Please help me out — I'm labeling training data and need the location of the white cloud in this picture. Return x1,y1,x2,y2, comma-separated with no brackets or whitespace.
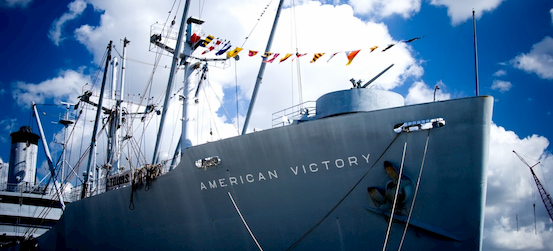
11,69,90,107
429,0,505,25
493,69,507,77
491,79,512,92
404,80,450,104
0,118,17,144
511,36,553,80
1,0,32,8
20,1,553,249
70,0,422,138
484,124,553,251
48,0,88,45
347,0,421,18
550,8,553,25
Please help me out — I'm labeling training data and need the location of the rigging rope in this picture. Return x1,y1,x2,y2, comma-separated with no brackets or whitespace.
398,131,430,250
241,0,274,48
382,140,408,251
228,192,264,251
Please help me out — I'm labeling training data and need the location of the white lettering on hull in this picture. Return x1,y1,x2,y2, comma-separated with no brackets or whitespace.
290,154,370,176
200,154,370,191
200,170,278,190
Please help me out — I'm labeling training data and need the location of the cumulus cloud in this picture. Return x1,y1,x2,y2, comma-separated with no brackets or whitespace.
348,0,421,18
48,0,88,45
1,0,32,8
11,69,90,107
511,36,553,80
483,124,553,251
16,1,553,249
429,0,505,25
404,80,450,104
491,79,512,92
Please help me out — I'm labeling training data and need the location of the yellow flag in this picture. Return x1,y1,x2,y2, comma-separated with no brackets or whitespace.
279,53,293,63
226,47,243,58
310,53,324,63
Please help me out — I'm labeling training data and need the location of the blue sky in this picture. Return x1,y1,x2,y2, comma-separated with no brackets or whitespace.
1,0,553,249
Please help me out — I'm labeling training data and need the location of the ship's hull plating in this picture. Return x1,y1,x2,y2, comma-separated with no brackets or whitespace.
37,96,493,250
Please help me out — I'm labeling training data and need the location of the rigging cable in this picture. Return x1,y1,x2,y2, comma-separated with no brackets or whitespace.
287,133,401,250
398,131,430,250
228,192,264,251
382,139,408,251
235,60,240,133
206,76,240,135
241,0,274,48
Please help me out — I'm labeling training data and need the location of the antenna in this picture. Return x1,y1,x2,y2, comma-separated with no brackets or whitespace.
472,9,480,96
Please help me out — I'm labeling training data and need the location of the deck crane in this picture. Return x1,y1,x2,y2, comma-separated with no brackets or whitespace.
513,150,553,222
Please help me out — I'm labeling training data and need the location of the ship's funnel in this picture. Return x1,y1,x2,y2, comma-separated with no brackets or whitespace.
8,126,40,191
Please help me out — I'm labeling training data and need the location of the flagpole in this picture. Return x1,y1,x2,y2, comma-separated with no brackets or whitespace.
472,9,479,96
242,0,285,135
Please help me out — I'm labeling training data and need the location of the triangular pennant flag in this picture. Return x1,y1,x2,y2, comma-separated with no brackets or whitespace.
249,50,258,57
310,53,324,63
279,53,293,63
326,52,339,63
261,52,272,60
404,36,423,43
370,46,378,52
296,53,307,58
381,44,395,52
202,39,218,55
263,53,280,63
199,35,214,47
215,42,231,55
346,50,361,66
226,47,243,58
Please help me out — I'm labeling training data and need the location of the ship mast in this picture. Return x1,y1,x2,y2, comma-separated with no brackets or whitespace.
82,41,112,199
241,0,286,135
151,0,192,164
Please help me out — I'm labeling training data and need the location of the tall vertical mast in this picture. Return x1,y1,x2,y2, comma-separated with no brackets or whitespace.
152,0,192,164
59,102,74,184
472,9,480,96
241,0,285,135
116,38,130,171
107,56,119,175
82,41,112,199
111,58,118,100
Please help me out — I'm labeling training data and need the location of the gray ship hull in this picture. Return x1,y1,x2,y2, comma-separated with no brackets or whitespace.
37,96,493,250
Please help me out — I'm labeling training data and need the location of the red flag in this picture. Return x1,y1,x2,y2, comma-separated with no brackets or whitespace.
249,50,258,57
346,50,361,65
263,53,280,63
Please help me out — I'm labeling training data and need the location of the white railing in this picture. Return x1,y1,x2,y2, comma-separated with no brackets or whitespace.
271,101,316,128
